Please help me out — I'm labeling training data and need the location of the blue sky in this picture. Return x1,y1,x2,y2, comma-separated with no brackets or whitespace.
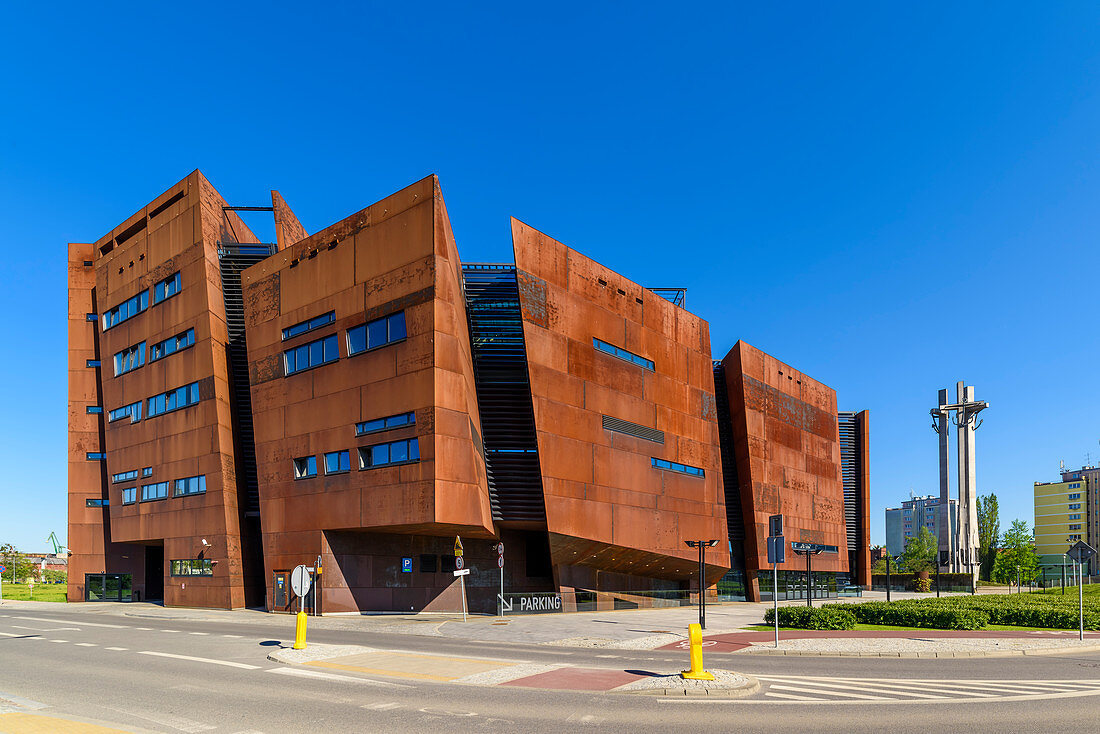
1,3,1098,552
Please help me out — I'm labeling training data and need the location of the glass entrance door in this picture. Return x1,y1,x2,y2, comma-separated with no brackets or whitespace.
84,573,132,602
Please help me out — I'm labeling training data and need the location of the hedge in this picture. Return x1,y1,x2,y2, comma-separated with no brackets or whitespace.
819,593,1100,631
763,606,856,630
824,600,987,630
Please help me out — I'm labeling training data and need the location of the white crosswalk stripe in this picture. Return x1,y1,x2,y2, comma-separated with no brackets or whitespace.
751,676,1100,703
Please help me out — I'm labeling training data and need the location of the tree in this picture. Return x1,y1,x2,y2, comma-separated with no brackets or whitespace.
991,520,1040,584
900,526,937,573
976,493,1001,581
0,544,33,584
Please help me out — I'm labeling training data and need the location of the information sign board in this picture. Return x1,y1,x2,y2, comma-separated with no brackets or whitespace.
1068,540,1096,563
401,557,413,573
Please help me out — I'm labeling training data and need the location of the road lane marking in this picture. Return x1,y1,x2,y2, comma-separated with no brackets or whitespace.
13,616,128,629
267,667,410,687
10,624,79,632
106,647,128,651
222,634,242,638
160,629,180,633
765,692,823,701
135,627,153,630
48,640,68,643
138,651,260,669
767,684,889,700
0,692,48,710
74,642,97,647
189,632,210,636
757,677,945,699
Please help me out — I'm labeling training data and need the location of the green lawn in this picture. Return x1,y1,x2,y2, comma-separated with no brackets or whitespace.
0,583,67,602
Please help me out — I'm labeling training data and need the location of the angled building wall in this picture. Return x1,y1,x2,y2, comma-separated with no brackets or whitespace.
511,220,729,595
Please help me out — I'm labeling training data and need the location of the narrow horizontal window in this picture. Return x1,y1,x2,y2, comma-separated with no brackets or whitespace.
86,498,108,507
111,470,138,483
355,411,416,436
358,438,420,470
86,406,103,414
284,333,339,375
114,341,146,376
152,272,181,305
293,456,317,479
651,457,705,477
593,338,654,371
83,260,94,267
148,328,195,363
142,466,153,477
141,481,169,501
102,290,149,331
86,313,97,322
87,452,106,461
108,401,142,424
174,475,206,497
121,487,136,505
170,559,213,577
86,359,101,368
147,382,200,418
324,450,351,475
282,311,336,341
347,311,406,356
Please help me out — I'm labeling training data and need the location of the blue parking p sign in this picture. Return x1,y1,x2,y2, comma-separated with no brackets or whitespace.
401,557,413,573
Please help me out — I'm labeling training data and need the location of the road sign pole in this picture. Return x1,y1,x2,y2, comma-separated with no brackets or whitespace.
460,574,468,623
1080,561,1085,641
698,541,705,630
773,560,779,648
806,550,812,609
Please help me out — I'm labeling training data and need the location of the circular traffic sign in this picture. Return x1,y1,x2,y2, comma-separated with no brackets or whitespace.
496,542,505,555
497,556,505,569
0,565,6,573
454,556,464,570
290,564,311,597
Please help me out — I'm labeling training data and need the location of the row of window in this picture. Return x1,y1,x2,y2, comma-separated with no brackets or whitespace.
114,328,196,378
121,474,207,504
101,272,180,332
111,467,153,483
293,438,421,479
1068,493,1081,500
593,338,655,371
356,411,415,436
147,382,201,418
282,312,408,376
1069,503,1082,510
1070,513,1082,520
170,559,213,577
650,457,705,477
1070,524,1082,531
1069,482,1082,489
283,311,335,341
108,401,142,424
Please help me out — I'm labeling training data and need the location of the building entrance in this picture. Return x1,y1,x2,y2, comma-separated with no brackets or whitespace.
85,573,132,602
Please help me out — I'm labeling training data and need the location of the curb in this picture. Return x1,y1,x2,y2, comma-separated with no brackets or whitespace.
618,674,761,698
737,643,1100,658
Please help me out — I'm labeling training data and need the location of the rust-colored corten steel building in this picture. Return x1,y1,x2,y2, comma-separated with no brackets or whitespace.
68,171,869,611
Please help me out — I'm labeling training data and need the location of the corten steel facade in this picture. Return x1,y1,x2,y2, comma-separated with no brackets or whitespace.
67,171,871,612
718,342,865,601
67,172,266,608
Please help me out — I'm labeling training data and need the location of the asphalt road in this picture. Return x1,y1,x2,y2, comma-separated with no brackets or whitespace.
2,605,1100,733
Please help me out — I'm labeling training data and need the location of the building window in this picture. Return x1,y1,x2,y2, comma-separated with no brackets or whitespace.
650,457,704,477
174,475,207,497
1069,483,1082,489
86,359,101,368
324,450,351,475
346,312,406,356
87,452,106,461
284,334,339,375
419,554,437,573
1069,503,1081,510
141,481,169,501
593,338,654,371
170,559,213,577
86,313,97,322
152,272,181,304
108,401,143,424
121,487,136,504
147,382,200,418
355,411,415,436
1069,493,1081,500
114,341,146,376
149,328,195,363
1070,524,1082,530
293,456,317,479
282,311,336,341
142,467,153,477
86,406,103,414
86,498,108,507
1069,514,1081,520
111,470,138,483
102,290,149,331
358,438,420,469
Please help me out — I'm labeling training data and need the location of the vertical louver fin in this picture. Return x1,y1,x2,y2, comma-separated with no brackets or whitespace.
713,362,745,544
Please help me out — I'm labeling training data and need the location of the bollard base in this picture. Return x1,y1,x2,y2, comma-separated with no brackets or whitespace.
680,670,716,681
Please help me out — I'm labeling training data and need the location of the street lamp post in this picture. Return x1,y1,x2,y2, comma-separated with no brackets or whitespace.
885,554,892,603
684,540,719,629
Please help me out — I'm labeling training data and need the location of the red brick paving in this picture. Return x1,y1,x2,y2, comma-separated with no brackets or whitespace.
502,667,647,691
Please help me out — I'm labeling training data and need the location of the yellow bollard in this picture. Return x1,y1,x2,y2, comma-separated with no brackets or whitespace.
680,623,715,680
293,610,308,650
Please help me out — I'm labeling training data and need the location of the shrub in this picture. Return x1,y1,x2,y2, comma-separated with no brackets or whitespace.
828,600,988,630
914,578,932,593
764,606,857,630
